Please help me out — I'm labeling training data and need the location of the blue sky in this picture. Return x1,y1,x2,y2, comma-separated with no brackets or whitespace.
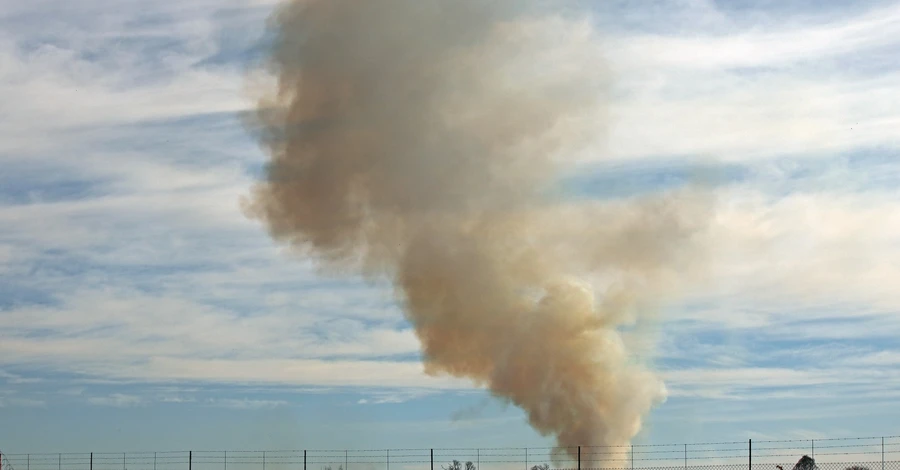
2,0,900,459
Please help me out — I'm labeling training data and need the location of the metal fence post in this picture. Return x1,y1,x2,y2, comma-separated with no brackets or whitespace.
430,449,433,470
124,452,127,470
386,450,389,470
154,453,156,470
303,451,306,470
225,451,227,470
749,440,752,470
190,451,193,470
882,437,885,470
344,450,347,470
631,445,634,470
525,448,528,470
91,453,93,470
477,449,479,470
577,446,581,470
684,444,687,470
59,453,62,470
27,454,30,470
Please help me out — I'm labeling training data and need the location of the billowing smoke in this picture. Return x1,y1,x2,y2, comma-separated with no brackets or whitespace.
244,0,711,460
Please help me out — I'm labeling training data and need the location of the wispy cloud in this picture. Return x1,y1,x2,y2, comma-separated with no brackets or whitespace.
595,2,900,163
839,351,900,367
355,389,441,405
87,393,145,407
0,389,47,408
0,370,43,384
205,398,287,409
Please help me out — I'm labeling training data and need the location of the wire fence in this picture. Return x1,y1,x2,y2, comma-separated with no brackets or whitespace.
1,436,898,470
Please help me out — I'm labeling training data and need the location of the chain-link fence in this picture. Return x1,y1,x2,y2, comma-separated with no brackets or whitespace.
1,449,17,470
1,436,897,470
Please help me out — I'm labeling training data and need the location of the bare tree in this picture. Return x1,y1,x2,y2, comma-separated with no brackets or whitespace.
443,461,462,470
531,464,550,470
465,462,476,470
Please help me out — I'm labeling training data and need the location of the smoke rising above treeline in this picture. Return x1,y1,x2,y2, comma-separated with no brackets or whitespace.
243,0,712,460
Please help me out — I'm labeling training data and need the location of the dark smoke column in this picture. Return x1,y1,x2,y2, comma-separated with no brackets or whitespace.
244,0,710,461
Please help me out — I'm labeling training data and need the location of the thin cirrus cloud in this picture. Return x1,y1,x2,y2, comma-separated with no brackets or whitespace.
85,393,288,410
0,0,898,438
594,1,900,163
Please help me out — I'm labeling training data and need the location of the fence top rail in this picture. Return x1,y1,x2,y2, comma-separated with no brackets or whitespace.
752,437,900,444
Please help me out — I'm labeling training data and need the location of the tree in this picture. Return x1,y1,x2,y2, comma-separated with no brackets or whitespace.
532,464,550,470
792,456,817,470
443,459,478,470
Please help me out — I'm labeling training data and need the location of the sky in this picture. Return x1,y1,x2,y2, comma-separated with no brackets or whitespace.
1,0,900,462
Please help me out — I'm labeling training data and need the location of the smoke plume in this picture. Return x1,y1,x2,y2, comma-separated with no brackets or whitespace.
244,0,711,460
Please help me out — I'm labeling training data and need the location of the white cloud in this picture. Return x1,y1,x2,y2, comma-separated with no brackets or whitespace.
609,3,900,70
0,387,47,408
661,363,900,402
603,70,900,162
0,397,47,408
355,389,441,405
101,357,470,389
665,367,877,389
206,398,287,409
0,37,249,159
0,288,435,388
160,395,196,403
0,370,42,384
594,1,900,163
87,393,145,407
840,351,900,367
646,184,900,332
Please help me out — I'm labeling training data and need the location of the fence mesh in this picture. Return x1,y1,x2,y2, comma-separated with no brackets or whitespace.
2,449,17,470
1,436,897,470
